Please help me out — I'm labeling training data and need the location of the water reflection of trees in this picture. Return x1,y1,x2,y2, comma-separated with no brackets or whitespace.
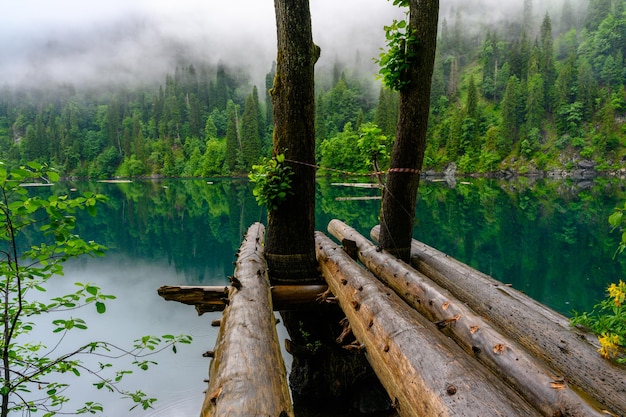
64,177,626,314
414,178,626,315
70,180,262,285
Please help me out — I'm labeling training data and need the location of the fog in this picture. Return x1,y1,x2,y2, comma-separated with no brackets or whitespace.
0,0,586,89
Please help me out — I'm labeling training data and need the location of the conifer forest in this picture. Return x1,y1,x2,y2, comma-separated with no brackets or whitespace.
0,0,624,179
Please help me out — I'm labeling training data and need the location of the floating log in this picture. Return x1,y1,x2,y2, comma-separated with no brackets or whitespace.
315,232,541,417
335,196,382,201
200,223,293,417
371,225,626,416
328,220,605,417
331,182,382,188
157,284,328,314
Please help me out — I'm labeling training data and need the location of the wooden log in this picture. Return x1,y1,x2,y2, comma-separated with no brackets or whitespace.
371,225,626,416
315,231,541,417
157,284,328,314
200,223,293,417
328,220,605,417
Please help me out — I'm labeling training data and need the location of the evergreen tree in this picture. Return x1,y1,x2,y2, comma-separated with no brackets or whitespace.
204,115,218,141
466,74,478,119
240,92,261,169
374,87,398,139
585,0,612,30
576,58,598,118
523,0,534,36
525,73,545,133
265,62,276,130
481,31,497,99
224,102,240,172
555,53,579,106
540,13,557,112
188,93,202,139
106,97,122,154
446,56,459,99
501,75,522,146
214,63,230,110
560,0,576,33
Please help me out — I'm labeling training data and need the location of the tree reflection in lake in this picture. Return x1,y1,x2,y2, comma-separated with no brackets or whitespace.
27,176,625,415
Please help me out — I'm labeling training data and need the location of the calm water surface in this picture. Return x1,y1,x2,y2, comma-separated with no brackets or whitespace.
15,177,626,415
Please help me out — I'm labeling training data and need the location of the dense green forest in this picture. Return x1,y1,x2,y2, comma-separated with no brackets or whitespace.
0,0,624,178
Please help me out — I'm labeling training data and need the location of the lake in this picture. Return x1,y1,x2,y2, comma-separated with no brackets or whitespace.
13,176,626,416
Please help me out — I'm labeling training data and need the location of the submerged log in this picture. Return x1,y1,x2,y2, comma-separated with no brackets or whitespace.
371,225,626,416
201,223,293,417
329,220,604,417
315,232,541,417
157,284,328,314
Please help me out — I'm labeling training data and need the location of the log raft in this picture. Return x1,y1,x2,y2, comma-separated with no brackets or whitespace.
328,220,605,417
370,225,626,416
199,223,293,417
316,232,541,416
158,220,626,417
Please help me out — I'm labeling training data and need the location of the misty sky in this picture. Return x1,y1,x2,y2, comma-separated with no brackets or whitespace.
0,0,570,89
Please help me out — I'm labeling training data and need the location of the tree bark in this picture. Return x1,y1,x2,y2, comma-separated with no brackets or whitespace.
200,223,293,417
379,0,439,261
315,232,542,417
265,0,319,283
371,225,626,416
329,220,606,417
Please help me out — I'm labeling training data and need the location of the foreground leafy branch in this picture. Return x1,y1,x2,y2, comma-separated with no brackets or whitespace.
0,162,192,416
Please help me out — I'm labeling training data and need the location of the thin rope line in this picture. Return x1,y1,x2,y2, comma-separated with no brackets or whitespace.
284,158,420,178
268,158,419,252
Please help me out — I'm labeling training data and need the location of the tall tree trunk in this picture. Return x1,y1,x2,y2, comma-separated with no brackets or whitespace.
379,0,439,261
266,3,390,413
265,0,319,283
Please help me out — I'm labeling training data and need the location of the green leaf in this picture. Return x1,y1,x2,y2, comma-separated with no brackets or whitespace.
609,211,623,228
48,171,60,182
27,161,43,170
96,302,106,314
86,285,99,296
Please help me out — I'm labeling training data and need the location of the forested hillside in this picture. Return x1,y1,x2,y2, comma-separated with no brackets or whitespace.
0,0,624,178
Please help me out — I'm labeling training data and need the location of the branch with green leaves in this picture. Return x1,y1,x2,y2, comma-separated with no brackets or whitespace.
249,153,294,212
1,161,193,417
375,1,417,91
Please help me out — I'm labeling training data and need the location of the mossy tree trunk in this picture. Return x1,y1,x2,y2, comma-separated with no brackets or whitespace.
266,2,389,413
266,0,319,283
379,0,439,261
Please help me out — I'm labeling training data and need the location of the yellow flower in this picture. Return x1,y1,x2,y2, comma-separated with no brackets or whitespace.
608,280,626,307
598,333,621,359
